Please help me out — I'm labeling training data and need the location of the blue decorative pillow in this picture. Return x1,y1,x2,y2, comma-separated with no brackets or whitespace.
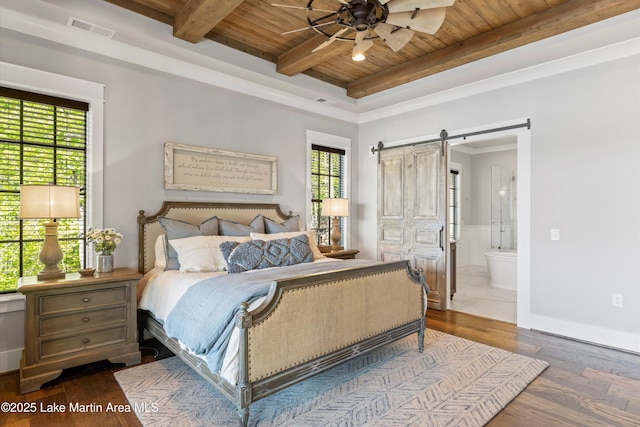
219,214,265,236
158,216,218,270
220,234,313,274
264,215,300,233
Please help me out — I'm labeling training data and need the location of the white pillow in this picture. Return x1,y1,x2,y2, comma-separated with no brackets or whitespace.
154,235,167,268
168,235,251,273
250,230,326,260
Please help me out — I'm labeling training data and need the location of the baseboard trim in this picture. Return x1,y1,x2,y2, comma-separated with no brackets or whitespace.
0,348,23,374
528,313,640,354
533,328,640,356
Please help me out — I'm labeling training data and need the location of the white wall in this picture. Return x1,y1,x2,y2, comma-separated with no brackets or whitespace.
0,29,359,271
358,55,640,352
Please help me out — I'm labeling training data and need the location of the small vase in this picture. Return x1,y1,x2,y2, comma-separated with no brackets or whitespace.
96,254,114,273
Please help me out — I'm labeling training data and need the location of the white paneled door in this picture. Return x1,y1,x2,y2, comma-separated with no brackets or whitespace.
378,143,448,310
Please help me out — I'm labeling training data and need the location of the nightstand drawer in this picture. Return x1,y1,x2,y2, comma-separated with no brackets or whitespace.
40,286,128,315
40,306,127,336
40,326,128,359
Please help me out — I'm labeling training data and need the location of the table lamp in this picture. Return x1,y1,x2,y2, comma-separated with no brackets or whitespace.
322,198,349,252
19,184,80,280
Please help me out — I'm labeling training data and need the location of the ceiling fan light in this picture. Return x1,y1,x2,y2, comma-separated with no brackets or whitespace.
352,30,374,61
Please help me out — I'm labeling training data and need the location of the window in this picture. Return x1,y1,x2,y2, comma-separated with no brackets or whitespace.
0,87,88,293
310,144,345,246
449,169,460,241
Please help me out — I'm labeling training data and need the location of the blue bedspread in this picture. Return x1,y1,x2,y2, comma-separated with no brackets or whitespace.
164,259,377,373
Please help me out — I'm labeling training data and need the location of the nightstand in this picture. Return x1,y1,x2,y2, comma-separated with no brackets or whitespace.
17,267,142,394
324,249,360,260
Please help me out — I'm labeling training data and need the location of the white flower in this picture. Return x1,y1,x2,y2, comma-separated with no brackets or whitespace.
85,227,123,255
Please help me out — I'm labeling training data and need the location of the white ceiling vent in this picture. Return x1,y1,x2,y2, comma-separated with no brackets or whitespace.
313,97,336,106
67,17,116,39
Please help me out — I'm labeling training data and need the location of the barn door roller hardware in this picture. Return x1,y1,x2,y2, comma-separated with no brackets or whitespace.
372,119,531,163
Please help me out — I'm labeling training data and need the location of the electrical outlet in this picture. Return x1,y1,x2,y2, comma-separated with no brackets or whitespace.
612,293,623,308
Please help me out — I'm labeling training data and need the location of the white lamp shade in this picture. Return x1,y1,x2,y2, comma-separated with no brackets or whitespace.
19,185,80,219
322,198,349,217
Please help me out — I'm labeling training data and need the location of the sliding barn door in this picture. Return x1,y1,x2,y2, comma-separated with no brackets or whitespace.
378,143,448,310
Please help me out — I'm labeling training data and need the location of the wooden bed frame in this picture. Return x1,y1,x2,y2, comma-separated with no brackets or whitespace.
137,201,428,426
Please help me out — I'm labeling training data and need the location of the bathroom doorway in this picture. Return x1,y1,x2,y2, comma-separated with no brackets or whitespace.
448,135,519,324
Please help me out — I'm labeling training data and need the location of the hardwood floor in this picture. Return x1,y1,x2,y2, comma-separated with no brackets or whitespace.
428,310,640,427
1,312,639,426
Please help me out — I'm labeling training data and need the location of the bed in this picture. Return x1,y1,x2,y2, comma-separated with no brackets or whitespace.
136,201,429,426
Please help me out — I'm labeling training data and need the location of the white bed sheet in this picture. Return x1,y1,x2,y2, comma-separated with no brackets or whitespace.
138,258,342,384
138,268,226,323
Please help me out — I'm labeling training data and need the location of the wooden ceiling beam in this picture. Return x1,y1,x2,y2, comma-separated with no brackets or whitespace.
277,34,351,76
174,0,246,43
347,0,640,98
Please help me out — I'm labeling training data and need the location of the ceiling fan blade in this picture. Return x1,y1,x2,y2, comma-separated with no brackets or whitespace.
385,7,447,34
271,4,337,13
281,21,338,35
352,30,374,60
380,0,453,5
386,0,454,14
373,22,414,52
312,27,350,52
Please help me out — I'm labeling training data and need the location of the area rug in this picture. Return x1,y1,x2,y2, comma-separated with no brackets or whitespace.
115,329,547,426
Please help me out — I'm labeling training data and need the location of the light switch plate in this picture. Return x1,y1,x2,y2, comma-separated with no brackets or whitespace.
551,229,560,241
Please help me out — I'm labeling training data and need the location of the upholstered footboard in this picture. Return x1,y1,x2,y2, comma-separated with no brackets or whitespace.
234,260,427,426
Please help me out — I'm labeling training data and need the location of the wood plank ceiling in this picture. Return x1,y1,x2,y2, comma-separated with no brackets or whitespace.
103,0,639,98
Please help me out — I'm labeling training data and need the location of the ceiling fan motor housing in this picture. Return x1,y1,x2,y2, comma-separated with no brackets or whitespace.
347,0,388,32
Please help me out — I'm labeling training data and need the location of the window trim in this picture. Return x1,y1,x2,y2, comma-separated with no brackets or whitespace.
305,130,351,248
0,62,105,269
0,87,89,285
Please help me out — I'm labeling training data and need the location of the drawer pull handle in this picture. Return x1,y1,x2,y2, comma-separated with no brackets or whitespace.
82,317,90,322
82,338,90,344
82,297,91,303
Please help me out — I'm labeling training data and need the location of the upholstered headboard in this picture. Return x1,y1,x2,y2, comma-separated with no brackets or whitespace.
137,201,293,273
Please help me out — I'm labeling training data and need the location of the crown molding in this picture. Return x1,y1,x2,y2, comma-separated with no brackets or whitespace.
0,3,360,123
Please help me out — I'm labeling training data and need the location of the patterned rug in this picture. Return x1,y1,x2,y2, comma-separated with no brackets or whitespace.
115,329,547,426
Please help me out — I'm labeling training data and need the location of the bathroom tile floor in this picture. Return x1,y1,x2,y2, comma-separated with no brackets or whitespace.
450,265,517,324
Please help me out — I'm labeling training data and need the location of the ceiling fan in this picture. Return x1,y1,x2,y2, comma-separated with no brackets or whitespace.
274,0,455,61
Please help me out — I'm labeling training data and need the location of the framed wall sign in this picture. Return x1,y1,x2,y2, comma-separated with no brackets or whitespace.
164,142,277,194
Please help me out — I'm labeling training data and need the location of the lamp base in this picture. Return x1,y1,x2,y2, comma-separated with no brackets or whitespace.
37,268,65,281
330,217,343,252
37,220,65,281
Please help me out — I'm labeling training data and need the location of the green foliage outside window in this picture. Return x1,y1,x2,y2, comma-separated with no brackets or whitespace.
310,145,345,246
0,91,88,293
